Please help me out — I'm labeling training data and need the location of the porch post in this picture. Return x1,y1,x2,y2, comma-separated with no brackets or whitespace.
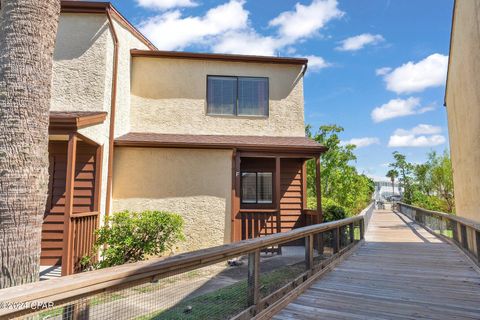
232,152,241,242
62,133,77,276
275,157,281,234
315,155,322,223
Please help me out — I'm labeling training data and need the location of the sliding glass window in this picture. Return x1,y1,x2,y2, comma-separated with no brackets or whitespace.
207,76,269,116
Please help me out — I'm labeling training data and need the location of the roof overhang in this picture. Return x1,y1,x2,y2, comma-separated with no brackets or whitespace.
131,49,309,66
60,1,157,50
49,111,108,134
115,132,326,155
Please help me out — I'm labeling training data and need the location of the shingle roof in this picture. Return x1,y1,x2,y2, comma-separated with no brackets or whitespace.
115,132,326,153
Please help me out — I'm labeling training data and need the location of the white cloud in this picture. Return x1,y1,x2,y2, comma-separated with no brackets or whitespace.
375,67,391,76
139,0,249,51
303,55,331,71
137,0,197,10
341,137,380,148
372,97,420,122
139,0,342,61
380,53,448,94
213,31,278,55
388,124,446,147
336,33,384,51
269,0,344,42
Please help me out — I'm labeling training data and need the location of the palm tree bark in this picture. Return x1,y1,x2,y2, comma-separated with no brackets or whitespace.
0,0,60,288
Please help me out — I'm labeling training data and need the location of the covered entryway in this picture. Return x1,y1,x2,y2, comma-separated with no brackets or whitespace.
231,150,324,244
44,112,106,275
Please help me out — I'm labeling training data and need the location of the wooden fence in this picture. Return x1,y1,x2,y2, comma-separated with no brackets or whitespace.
397,202,480,266
0,203,374,320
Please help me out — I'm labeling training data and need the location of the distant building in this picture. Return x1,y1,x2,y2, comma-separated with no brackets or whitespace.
374,181,403,200
445,0,480,223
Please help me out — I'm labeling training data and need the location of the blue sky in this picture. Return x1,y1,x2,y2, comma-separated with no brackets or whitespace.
112,0,453,181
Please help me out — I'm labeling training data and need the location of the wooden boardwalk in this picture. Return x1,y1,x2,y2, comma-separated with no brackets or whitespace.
273,209,480,320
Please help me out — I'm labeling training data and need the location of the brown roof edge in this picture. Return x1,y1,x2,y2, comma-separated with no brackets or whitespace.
60,1,157,50
131,49,309,66
49,111,108,132
115,132,326,153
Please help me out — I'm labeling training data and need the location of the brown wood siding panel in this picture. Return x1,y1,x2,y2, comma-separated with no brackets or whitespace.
41,141,97,266
280,159,304,234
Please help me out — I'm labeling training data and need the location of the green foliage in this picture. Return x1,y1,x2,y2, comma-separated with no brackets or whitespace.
94,210,185,268
388,150,455,213
306,124,374,216
322,199,348,222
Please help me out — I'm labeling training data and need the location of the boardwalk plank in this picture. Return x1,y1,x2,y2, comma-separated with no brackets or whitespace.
273,209,480,320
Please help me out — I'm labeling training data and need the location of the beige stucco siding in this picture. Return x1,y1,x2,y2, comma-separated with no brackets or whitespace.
130,58,305,136
112,19,149,138
445,0,480,222
112,148,232,252
51,13,111,113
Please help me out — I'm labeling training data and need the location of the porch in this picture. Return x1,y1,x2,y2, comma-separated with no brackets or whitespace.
232,151,324,244
43,111,107,276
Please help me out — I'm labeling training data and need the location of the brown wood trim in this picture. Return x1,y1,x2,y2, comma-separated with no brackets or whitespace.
233,153,242,242
131,49,308,66
104,8,119,219
62,134,78,276
302,160,307,210
94,145,103,213
71,211,100,218
60,1,156,50
315,155,323,222
230,149,237,242
239,209,279,213
114,141,326,155
49,112,107,134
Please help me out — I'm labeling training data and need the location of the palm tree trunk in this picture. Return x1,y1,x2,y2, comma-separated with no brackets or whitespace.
0,0,60,288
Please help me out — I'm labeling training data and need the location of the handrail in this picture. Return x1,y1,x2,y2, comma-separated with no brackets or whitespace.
397,202,480,232
0,213,365,318
397,202,480,266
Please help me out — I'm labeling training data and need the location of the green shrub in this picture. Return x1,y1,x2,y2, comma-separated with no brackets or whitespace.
323,203,347,222
94,210,184,268
307,197,348,222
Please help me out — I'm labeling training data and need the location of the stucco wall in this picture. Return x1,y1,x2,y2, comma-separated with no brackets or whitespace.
445,0,480,222
51,12,151,222
112,19,149,138
51,13,113,223
112,148,232,252
130,58,306,136
51,13,110,113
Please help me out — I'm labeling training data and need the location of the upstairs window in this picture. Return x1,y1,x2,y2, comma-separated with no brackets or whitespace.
241,172,273,204
207,76,269,116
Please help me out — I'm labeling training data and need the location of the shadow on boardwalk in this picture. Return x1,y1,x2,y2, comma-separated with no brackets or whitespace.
273,209,480,320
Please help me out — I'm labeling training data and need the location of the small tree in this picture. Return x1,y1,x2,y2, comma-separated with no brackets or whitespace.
92,210,185,269
386,169,399,196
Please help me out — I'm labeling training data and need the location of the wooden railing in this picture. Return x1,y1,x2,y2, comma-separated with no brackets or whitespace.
240,209,280,240
397,202,480,266
71,211,99,273
0,203,374,320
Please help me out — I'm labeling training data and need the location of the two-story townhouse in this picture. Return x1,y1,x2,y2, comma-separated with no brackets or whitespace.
44,1,325,276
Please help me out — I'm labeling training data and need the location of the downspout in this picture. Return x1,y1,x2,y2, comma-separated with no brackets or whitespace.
105,6,119,219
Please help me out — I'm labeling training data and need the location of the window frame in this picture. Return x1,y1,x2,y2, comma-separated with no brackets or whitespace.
240,171,274,204
206,75,269,118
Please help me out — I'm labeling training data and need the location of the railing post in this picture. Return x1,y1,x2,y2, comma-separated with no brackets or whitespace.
247,249,260,308
359,219,365,240
461,224,468,250
476,230,480,263
333,227,340,254
349,223,355,244
305,235,314,270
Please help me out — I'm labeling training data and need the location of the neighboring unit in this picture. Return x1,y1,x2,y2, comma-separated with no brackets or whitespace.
445,0,480,223
45,1,325,276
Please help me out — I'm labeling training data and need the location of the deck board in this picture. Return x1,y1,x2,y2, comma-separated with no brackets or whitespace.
273,209,480,320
